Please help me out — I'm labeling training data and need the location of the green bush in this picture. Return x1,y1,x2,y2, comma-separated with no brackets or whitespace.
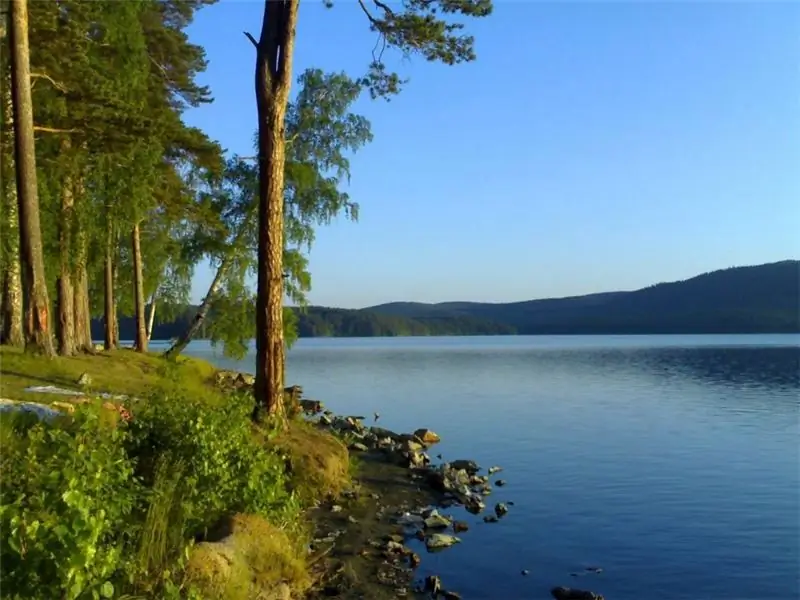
125,393,299,537
0,404,138,600
0,393,299,599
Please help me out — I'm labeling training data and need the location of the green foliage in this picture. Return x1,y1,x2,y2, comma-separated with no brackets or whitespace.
0,404,138,600
343,0,493,98
125,393,299,537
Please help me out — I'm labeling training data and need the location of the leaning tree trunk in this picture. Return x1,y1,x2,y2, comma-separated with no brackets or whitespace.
9,0,54,356
1,73,23,347
164,255,231,360
56,140,75,356
251,0,299,423
103,219,117,350
146,290,157,342
131,222,147,352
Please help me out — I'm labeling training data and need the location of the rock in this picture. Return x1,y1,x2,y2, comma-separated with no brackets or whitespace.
483,515,498,523
424,575,442,595
319,414,333,427
385,540,404,553
550,587,604,600
409,552,421,568
495,503,509,517
349,442,369,452
442,591,462,600
93,343,104,351
488,466,503,475
464,497,485,515
347,516,358,524
331,505,343,513
384,534,404,544
76,372,92,387
425,533,460,550
400,438,424,453
300,399,323,414
236,373,255,386
585,566,603,574
449,459,480,475
424,512,452,530
495,479,507,487
413,428,441,445
396,513,424,527
452,520,469,533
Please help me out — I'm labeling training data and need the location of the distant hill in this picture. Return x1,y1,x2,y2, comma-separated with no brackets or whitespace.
366,260,800,335
96,260,800,340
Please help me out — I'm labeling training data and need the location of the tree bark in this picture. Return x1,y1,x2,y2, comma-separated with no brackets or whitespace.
251,0,299,422
72,179,94,354
103,220,117,350
131,222,147,352
146,290,157,342
9,0,54,356
164,255,230,360
56,140,75,356
1,73,24,347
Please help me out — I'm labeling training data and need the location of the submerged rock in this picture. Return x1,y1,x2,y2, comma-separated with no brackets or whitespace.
495,503,509,517
550,587,604,600
452,520,469,533
425,533,460,550
495,479,507,487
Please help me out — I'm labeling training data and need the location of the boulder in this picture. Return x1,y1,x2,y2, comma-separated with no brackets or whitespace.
413,428,441,445
300,399,323,414
495,503,509,517
449,459,480,475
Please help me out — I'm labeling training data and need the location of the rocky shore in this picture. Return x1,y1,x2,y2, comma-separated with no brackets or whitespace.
295,393,605,600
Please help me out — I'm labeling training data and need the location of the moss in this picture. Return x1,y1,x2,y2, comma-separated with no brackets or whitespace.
0,346,222,405
185,514,310,600
266,420,351,506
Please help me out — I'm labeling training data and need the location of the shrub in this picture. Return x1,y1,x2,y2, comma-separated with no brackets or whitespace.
125,392,299,537
0,404,138,600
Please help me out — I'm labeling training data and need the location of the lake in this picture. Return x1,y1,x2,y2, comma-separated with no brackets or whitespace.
168,334,800,600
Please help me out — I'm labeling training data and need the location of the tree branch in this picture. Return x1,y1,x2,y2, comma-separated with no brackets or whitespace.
372,0,395,17
244,31,258,49
30,73,68,92
34,126,79,134
357,0,378,25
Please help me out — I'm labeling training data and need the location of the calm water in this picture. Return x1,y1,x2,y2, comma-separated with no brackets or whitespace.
168,334,800,600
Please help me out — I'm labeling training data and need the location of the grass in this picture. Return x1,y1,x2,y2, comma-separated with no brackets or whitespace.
0,345,222,405
264,419,351,506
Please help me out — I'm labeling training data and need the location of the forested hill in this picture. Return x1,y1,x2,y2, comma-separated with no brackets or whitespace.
97,260,800,340
367,260,800,334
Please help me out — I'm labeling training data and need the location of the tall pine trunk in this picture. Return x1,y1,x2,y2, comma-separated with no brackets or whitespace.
72,181,93,353
73,259,93,352
9,0,54,356
251,0,299,422
1,73,23,347
164,255,230,360
56,140,75,356
131,222,147,352
103,220,117,350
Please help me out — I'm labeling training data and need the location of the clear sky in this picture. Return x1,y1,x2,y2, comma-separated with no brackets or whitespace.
184,1,799,309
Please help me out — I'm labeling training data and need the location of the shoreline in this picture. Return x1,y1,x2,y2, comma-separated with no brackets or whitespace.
0,350,605,600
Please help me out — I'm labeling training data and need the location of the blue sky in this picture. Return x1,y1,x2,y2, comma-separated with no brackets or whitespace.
184,1,799,308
